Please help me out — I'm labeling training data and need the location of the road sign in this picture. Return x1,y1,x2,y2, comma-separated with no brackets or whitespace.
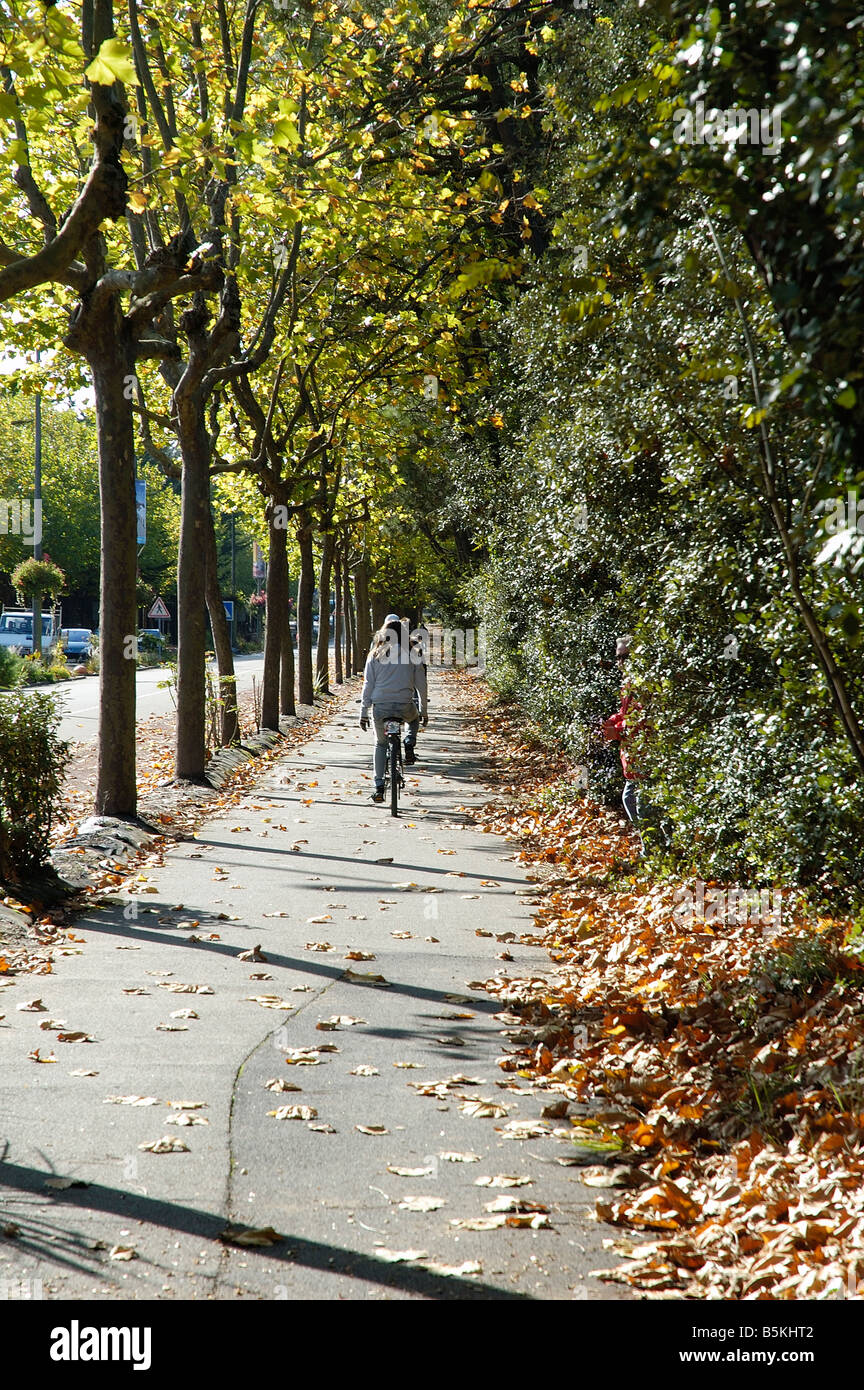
223,601,234,622
148,596,170,622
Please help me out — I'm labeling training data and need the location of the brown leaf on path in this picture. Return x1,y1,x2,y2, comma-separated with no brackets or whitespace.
238,945,267,962
450,1215,507,1231
219,1226,282,1248
399,1195,445,1212
440,1151,481,1163
109,1245,137,1261
308,1121,337,1132
375,1248,429,1263
424,1260,483,1277
350,1065,379,1076
69,1069,99,1077
387,1164,435,1178
265,1078,302,1092
484,1196,548,1214
139,1136,190,1153
103,1095,160,1107
17,998,47,1012
268,1105,318,1120
28,1049,57,1063
345,950,376,961
356,1124,388,1135
344,969,389,985
460,1099,510,1119
475,1174,533,1188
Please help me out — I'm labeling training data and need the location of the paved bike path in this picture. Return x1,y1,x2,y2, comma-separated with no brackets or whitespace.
0,675,627,1301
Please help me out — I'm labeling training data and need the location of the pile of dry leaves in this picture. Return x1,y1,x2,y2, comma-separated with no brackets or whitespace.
454,672,864,1301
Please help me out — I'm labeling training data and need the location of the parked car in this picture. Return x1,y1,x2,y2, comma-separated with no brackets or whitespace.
138,628,166,654
60,628,93,660
0,607,60,655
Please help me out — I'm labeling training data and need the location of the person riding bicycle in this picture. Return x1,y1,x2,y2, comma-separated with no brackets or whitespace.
360,614,428,803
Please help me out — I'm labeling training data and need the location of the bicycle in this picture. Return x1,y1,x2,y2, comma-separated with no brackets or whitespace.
383,715,405,817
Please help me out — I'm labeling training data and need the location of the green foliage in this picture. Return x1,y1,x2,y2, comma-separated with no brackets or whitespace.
0,645,24,690
0,690,69,879
10,554,64,599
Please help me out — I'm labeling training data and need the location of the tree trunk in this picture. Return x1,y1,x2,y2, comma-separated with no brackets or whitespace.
175,398,210,780
280,571,296,718
32,589,43,663
333,549,344,685
297,522,315,705
315,529,335,693
261,511,287,731
203,505,238,745
89,344,138,816
344,558,357,674
370,590,387,633
354,559,372,658
280,551,295,717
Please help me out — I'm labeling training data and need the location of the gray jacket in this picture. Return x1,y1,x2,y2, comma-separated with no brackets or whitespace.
360,645,428,718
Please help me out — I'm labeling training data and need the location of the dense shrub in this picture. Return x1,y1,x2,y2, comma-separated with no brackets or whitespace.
0,691,70,880
0,645,24,690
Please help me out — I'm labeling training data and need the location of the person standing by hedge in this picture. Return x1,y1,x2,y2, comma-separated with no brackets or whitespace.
602,634,651,851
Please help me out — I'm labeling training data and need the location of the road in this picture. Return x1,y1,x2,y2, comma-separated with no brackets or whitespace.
1,654,266,744
0,674,627,1301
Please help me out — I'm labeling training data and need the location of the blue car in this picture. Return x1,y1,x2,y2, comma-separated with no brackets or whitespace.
61,628,93,660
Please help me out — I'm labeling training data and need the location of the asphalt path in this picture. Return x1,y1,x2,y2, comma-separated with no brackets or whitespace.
0,674,628,1302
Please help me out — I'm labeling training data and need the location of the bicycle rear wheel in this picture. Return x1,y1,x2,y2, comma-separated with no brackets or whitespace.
389,734,400,817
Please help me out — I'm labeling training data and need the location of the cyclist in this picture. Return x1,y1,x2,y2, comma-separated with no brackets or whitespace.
359,613,428,803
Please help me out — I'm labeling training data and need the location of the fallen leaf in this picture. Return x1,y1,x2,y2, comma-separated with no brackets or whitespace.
268,1105,318,1120
264,1078,302,1092
17,998,47,1012
375,1248,428,1263
109,1245,137,1261
238,945,267,962
399,1195,445,1212
424,1260,483,1277
350,1065,380,1076
139,1136,190,1153
103,1095,160,1107
356,1124,388,1135
440,1152,482,1163
387,1164,435,1178
219,1225,282,1247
